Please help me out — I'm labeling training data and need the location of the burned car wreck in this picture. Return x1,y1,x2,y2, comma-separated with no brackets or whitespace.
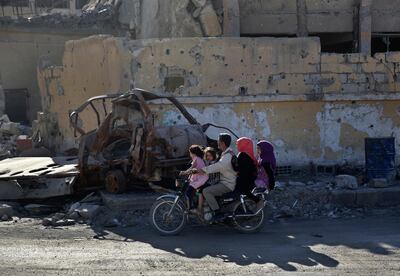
70,88,236,193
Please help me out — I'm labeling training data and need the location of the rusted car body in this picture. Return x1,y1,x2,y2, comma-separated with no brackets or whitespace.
70,88,234,193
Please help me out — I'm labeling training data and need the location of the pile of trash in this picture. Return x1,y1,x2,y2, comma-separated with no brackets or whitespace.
0,115,32,159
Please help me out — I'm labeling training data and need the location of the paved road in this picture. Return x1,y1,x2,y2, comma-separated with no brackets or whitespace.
0,216,399,275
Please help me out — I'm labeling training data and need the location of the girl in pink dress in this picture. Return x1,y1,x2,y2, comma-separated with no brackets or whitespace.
179,145,209,209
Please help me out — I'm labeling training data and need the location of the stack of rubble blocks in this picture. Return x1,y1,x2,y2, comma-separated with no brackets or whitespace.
0,115,32,159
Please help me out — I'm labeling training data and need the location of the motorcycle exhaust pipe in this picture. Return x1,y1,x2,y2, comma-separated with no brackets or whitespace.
228,204,265,218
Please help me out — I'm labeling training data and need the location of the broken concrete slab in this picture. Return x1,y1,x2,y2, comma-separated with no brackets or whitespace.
53,219,76,227
0,122,20,136
0,157,78,179
288,181,306,187
330,189,357,207
100,191,158,211
52,212,66,221
368,178,390,188
198,4,222,37
42,217,54,226
43,217,76,227
70,203,101,220
331,186,400,208
356,189,380,207
0,178,76,200
335,175,358,190
24,204,59,215
0,203,14,217
0,181,24,200
0,157,78,200
274,205,295,218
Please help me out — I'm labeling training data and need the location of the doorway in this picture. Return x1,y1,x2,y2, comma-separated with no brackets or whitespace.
4,89,28,123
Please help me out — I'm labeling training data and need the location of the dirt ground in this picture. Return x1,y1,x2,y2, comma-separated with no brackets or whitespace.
0,215,399,275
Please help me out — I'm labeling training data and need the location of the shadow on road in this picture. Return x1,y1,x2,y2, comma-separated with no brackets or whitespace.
94,216,400,271
96,222,342,271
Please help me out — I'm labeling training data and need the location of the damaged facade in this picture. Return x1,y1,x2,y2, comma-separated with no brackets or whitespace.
37,35,400,167
1,0,400,168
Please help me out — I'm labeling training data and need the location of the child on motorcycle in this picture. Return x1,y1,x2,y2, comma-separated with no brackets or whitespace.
196,147,219,213
178,145,209,210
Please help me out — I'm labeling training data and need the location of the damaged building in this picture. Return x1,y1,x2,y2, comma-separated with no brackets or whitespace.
1,0,400,171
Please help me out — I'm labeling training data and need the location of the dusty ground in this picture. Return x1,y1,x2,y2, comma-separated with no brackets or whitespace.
0,215,399,275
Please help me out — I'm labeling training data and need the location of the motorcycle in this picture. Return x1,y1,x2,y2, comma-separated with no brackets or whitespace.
149,178,269,235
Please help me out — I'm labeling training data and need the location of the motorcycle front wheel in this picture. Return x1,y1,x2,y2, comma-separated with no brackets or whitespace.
150,196,187,236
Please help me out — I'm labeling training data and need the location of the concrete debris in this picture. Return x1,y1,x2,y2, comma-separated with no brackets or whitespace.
274,181,286,190
100,191,158,211
69,203,101,220
269,176,400,220
288,181,306,187
1,214,10,221
335,175,358,190
68,202,81,214
91,208,146,228
191,0,207,8
42,217,75,227
68,211,81,220
41,217,54,226
198,4,222,37
0,203,14,217
52,212,67,221
0,176,398,228
0,4,118,30
368,178,389,188
327,211,339,218
0,157,77,200
53,219,76,227
24,204,59,215
0,122,20,136
79,192,102,203
0,115,32,159
274,205,295,218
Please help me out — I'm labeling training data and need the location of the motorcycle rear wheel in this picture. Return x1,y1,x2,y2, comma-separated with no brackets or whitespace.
232,199,265,234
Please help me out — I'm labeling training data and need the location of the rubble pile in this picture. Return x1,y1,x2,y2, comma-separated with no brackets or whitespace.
269,176,400,219
0,175,399,229
0,115,31,159
269,179,333,219
0,1,120,30
40,192,147,228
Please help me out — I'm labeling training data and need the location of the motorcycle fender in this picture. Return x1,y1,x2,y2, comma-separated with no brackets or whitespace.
156,194,178,202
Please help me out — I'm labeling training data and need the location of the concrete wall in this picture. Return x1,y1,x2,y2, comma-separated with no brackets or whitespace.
0,29,88,121
239,0,400,35
37,36,400,166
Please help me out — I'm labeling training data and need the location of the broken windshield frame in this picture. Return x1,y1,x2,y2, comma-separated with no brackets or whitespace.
69,88,200,137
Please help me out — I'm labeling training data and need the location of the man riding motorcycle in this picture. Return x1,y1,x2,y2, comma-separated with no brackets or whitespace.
192,133,237,221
